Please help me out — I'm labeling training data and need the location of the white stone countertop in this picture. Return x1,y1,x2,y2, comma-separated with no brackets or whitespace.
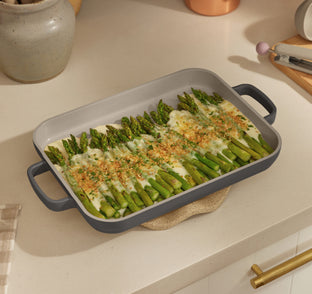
2,0,312,293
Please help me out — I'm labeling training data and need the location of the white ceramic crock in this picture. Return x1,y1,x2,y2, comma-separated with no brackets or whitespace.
0,0,75,83
295,0,312,41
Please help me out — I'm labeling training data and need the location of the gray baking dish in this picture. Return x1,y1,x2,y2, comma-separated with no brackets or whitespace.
27,68,281,233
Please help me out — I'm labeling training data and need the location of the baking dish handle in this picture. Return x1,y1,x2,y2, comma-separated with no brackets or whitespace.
27,161,76,211
232,84,276,125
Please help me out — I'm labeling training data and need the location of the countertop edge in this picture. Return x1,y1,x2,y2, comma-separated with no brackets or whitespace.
133,206,312,294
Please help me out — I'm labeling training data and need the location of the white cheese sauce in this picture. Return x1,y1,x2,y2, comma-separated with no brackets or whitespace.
88,191,104,211
170,161,189,177
220,100,260,140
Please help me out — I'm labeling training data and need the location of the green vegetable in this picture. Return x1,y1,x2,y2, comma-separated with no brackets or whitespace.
228,142,251,162
182,161,206,185
205,152,233,173
148,178,171,199
230,137,261,160
243,133,269,157
258,134,274,154
130,191,145,207
100,201,116,218
189,159,220,179
134,181,154,207
144,185,160,202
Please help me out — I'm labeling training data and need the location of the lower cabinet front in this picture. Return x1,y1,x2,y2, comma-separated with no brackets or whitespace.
175,225,312,294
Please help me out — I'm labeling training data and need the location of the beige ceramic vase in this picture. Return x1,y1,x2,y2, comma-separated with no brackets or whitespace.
0,0,75,83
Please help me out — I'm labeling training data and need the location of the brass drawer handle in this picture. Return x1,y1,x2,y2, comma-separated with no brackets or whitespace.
250,248,312,289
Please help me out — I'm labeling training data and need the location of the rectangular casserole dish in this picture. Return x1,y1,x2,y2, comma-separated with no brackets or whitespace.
27,68,281,233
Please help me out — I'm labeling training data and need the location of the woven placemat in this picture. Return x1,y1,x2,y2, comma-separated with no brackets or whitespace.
0,204,22,294
142,186,230,230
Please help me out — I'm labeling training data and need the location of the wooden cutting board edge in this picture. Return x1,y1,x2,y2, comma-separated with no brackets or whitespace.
270,35,312,95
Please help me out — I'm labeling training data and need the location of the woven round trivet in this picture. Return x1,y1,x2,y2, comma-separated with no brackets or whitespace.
141,186,231,230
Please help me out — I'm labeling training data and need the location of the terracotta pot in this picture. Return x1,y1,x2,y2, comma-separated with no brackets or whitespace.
184,0,240,16
68,0,81,15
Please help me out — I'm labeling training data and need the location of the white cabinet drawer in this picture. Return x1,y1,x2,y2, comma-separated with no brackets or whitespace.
175,225,312,294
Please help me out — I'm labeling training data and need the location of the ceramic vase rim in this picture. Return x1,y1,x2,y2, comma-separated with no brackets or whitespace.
0,0,60,13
